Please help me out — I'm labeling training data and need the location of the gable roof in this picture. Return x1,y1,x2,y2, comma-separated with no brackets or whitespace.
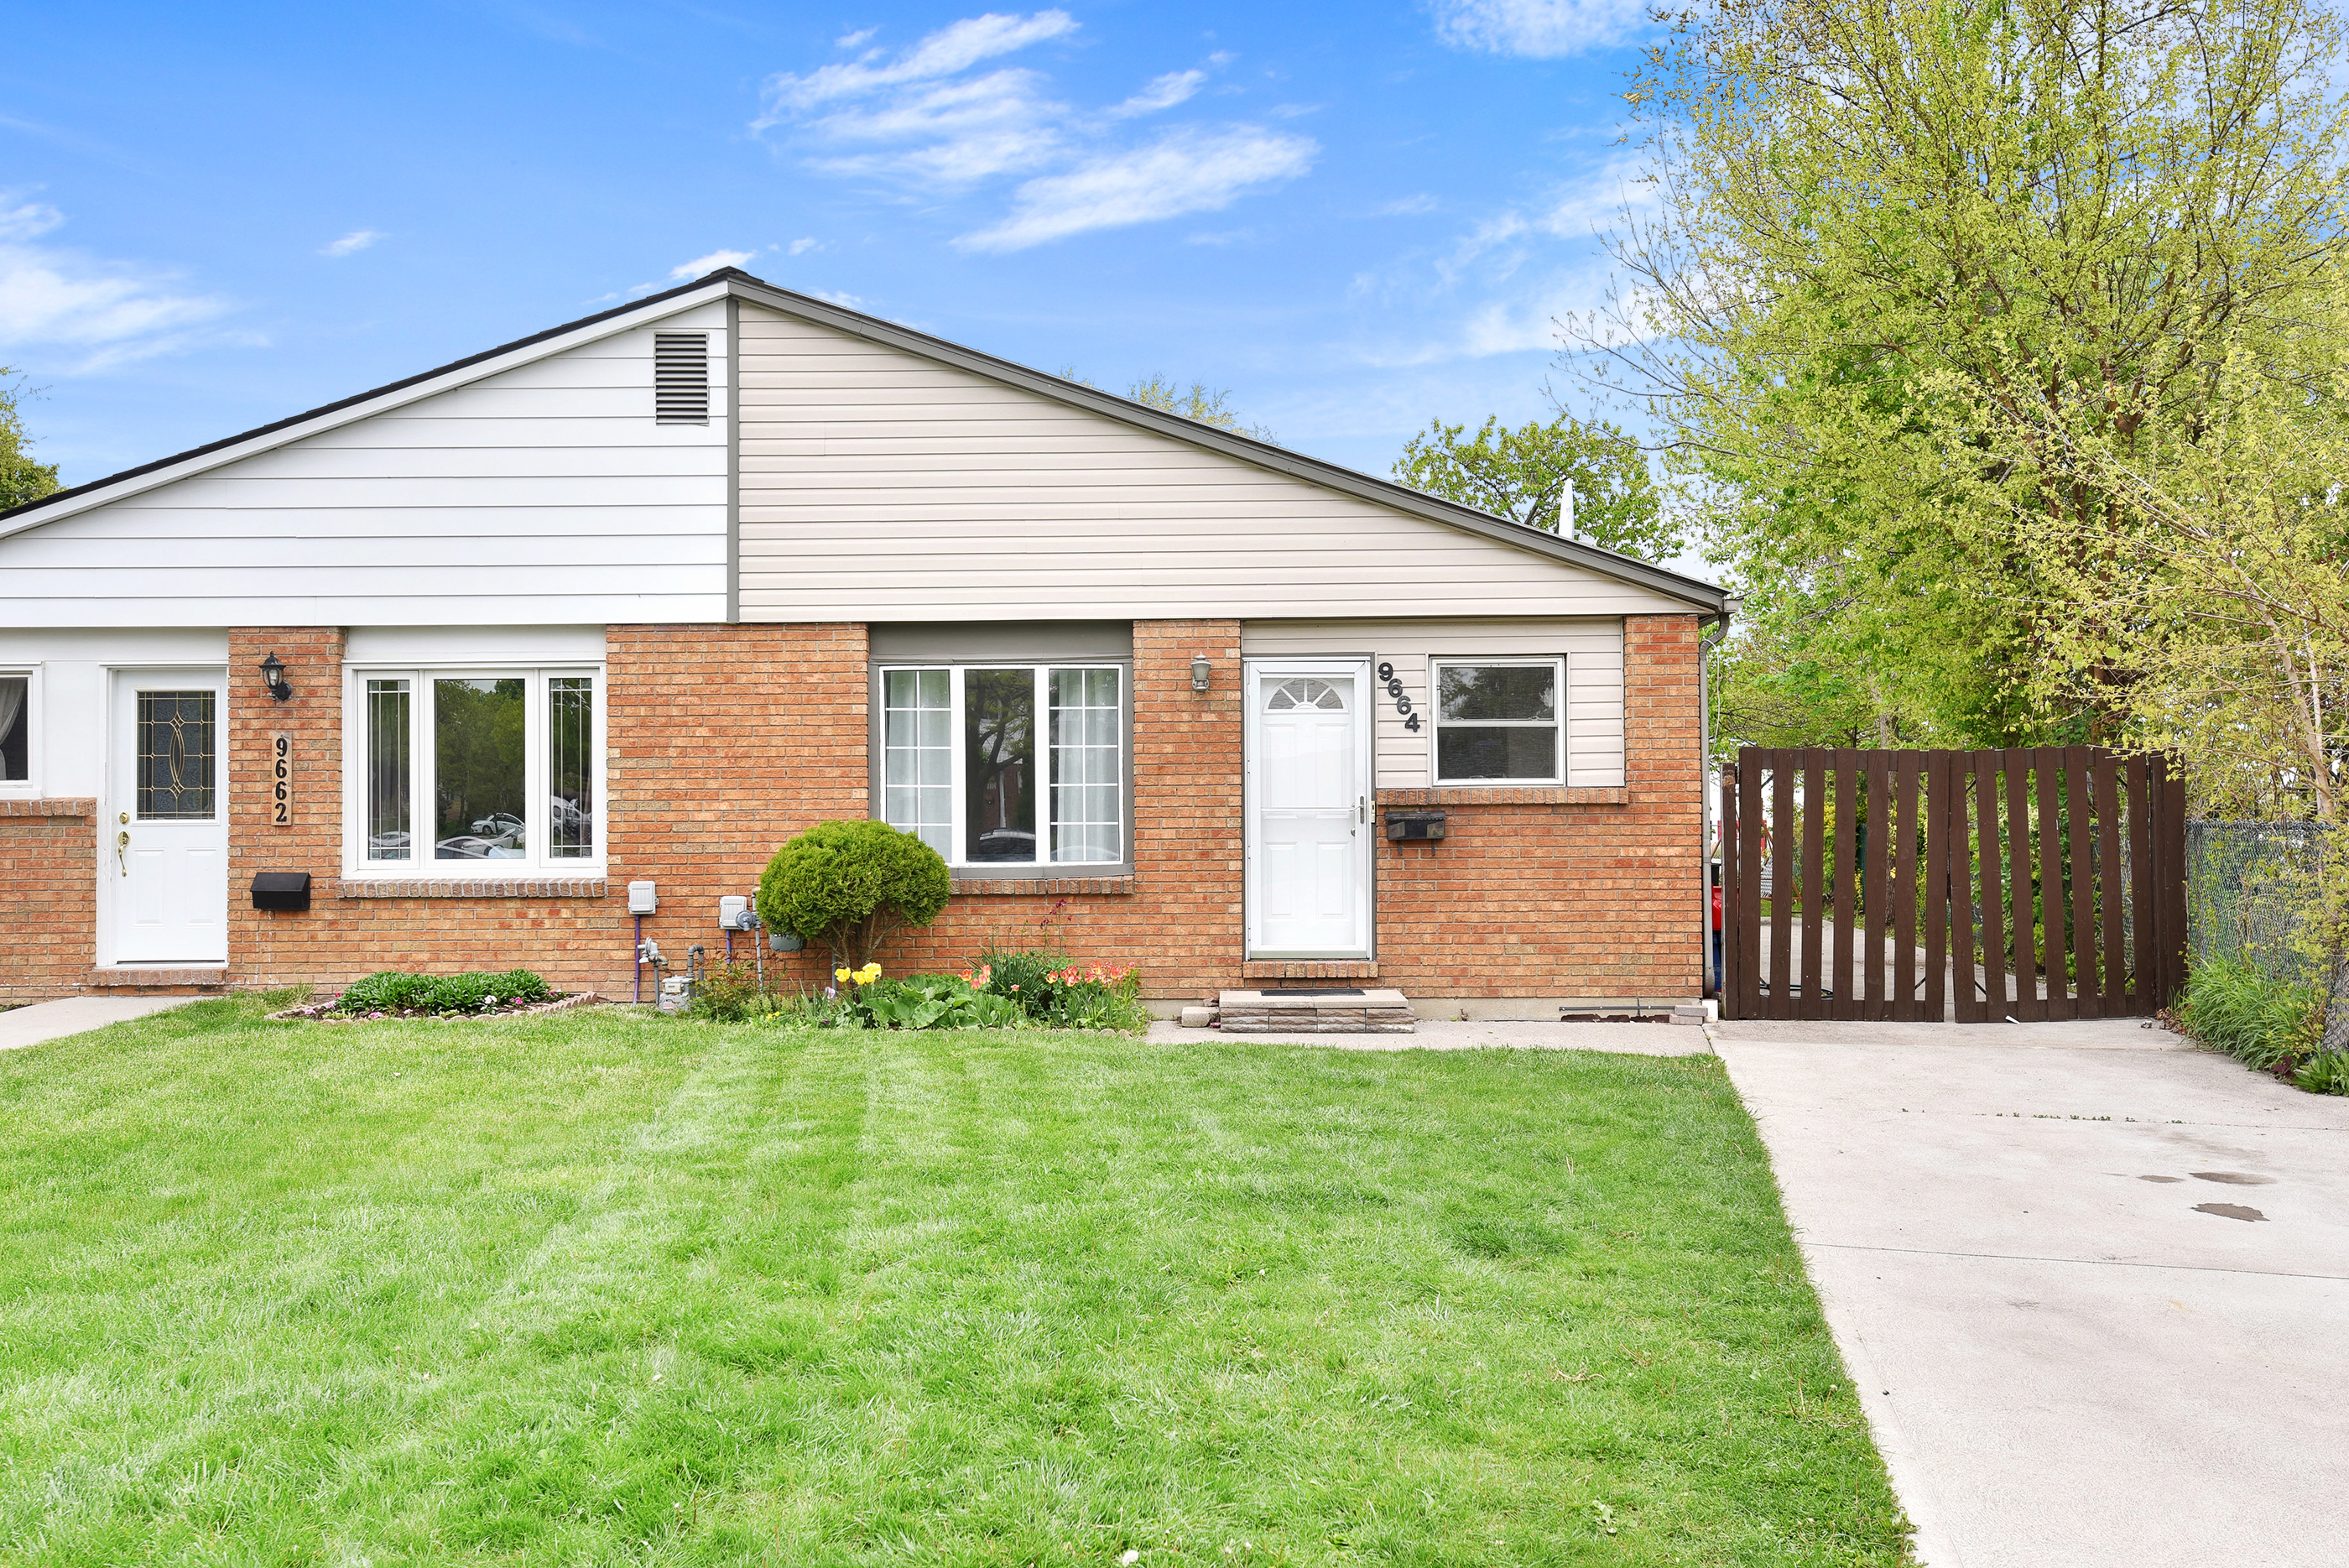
0,268,1725,612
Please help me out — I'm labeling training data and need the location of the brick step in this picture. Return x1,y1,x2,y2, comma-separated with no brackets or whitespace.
1208,987,1415,1034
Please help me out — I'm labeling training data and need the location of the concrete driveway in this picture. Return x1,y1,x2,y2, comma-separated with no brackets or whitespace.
1713,1016,2349,1568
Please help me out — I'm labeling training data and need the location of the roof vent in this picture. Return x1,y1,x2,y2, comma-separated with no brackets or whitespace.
654,332,709,424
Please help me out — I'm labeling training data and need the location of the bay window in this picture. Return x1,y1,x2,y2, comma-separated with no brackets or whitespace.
879,664,1126,868
344,667,602,873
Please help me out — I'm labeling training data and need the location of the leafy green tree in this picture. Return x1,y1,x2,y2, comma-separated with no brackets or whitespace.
1391,412,1677,561
1060,368,1278,444
0,371,59,513
758,820,951,970
1591,0,2349,750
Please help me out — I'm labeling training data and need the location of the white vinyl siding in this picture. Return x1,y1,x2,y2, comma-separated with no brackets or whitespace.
734,305,1695,622
0,302,729,628
1240,619,1626,789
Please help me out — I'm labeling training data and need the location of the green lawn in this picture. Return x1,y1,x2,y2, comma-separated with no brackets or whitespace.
0,999,1910,1565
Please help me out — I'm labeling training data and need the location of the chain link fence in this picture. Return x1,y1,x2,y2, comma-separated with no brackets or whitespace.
2185,820,2348,1052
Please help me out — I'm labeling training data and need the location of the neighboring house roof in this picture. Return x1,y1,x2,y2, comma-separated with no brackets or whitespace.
0,267,1725,612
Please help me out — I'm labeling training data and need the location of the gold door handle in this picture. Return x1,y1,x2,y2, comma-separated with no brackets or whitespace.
117,830,130,875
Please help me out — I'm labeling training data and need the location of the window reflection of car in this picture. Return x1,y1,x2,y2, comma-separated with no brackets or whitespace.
435,835,526,859
549,795,589,834
471,812,526,848
972,829,1036,862
367,831,411,855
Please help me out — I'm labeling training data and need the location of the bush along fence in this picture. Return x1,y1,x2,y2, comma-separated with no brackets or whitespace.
2182,820,2348,1076
1719,747,2187,1022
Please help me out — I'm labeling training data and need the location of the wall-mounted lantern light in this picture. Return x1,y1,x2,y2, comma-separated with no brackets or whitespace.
259,650,293,702
1191,654,1211,692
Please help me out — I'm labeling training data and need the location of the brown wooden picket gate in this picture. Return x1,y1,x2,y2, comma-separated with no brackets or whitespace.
1718,748,2187,1022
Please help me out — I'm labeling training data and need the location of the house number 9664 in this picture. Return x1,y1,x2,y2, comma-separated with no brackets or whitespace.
272,734,292,826
1375,663,1423,732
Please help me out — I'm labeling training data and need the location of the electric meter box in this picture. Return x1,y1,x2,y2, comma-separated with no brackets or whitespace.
719,894,753,930
627,880,658,915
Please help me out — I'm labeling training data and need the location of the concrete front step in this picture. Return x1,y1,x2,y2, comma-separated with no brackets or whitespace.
1214,987,1416,1034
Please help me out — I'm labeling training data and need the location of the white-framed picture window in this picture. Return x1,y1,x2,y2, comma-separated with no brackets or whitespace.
878,664,1126,867
1430,657,1565,784
0,669,31,789
342,665,603,873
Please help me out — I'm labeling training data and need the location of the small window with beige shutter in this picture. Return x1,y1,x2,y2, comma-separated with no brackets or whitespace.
654,332,709,424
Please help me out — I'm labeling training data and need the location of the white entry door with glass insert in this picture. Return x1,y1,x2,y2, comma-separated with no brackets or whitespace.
1246,660,1372,957
110,669,228,964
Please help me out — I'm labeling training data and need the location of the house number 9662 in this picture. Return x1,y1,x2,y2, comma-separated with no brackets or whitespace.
1375,663,1422,732
272,734,292,826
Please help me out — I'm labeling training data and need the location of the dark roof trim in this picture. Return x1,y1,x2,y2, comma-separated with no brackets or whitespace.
1,264,1725,610
0,270,729,526
716,273,1725,611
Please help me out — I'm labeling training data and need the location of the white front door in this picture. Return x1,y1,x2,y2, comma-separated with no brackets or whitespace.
110,669,228,964
1247,661,1371,957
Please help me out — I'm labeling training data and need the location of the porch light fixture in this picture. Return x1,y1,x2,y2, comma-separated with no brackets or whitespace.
259,650,293,702
1191,654,1211,692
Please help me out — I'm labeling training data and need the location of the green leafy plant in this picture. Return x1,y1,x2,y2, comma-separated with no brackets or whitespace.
779,970,1023,1031
2176,956,2325,1074
757,820,951,970
966,947,1147,1032
687,960,785,1023
328,969,552,1018
2294,1051,2349,1095
971,944,1071,1020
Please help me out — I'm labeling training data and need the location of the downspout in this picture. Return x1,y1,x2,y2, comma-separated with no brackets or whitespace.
1698,607,1734,998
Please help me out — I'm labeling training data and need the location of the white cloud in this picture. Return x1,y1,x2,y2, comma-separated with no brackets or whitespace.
836,26,878,49
319,229,383,257
957,127,1316,253
1427,0,1650,59
668,248,757,280
0,201,237,370
755,15,1299,248
758,10,1079,121
785,237,820,255
1104,70,1204,118
1373,194,1439,216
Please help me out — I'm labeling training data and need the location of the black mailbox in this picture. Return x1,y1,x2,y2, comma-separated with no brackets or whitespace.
250,871,313,912
1386,810,1447,842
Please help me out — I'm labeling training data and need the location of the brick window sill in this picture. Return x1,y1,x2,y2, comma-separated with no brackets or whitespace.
951,875,1138,896
336,878,609,899
0,797,96,818
1375,786,1628,806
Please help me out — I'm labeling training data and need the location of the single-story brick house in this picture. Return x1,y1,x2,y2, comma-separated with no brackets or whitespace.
0,268,1726,1014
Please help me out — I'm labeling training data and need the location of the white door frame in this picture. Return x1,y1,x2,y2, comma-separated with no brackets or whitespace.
1243,657,1374,960
103,665,229,966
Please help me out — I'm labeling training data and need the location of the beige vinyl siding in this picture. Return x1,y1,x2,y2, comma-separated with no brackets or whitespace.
1242,619,1625,789
735,305,1694,621
0,301,728,628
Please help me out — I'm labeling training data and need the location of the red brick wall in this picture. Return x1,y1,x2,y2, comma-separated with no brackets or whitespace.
0,800,98,1002
1367,613,1705,999
607,623,868,996
60,613,1701,1007
887,619,1247,998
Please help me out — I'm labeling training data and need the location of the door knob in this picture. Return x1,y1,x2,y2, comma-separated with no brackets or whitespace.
117,829,130,875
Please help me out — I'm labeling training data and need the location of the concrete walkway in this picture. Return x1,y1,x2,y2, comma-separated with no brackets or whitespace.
1713,1015,2349,1568
0,995,193,1051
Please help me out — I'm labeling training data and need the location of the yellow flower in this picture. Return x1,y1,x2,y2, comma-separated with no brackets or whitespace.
835,967,852,983
855,962,883,986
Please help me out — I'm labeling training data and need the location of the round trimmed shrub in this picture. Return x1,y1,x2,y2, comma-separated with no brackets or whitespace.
758,820,951,969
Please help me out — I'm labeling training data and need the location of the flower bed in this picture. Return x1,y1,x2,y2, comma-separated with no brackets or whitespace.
268,969,595,1023
684,946,1147,1033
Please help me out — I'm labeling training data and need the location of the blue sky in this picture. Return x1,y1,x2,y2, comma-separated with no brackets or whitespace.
3,1,1655,489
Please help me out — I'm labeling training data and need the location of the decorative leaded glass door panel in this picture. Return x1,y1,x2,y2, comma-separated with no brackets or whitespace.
111,669,227,963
